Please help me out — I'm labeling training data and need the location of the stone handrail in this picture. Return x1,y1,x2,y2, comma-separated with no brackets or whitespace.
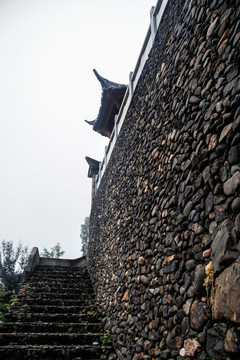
95,0,170,190
23,247,40,282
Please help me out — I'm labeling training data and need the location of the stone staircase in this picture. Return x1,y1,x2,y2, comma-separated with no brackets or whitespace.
0,248,112,360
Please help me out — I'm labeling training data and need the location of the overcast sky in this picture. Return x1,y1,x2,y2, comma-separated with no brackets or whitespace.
0,0,154,259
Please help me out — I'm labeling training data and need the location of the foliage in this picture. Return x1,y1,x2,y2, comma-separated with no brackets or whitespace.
102,331,112,355
40,243,65,258
10,294,18,303
0,288,20,323
0,240,29,323
0,240,29,293
87,310,96,316
0,284,12,322
80,217,89,256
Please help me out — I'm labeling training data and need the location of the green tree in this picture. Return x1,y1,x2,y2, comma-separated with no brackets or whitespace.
0,240,29,293
40,243,65,258
80,217,89,256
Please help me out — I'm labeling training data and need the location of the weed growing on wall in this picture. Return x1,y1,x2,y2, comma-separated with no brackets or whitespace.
102,331,112,355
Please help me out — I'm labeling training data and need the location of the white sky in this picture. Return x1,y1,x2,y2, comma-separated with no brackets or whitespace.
0,0,154,259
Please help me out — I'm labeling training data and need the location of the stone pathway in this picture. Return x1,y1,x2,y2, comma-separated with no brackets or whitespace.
0,257,112,359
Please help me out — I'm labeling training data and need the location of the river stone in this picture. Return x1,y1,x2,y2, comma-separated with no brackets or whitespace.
211,219,239,273
145,249,154,257
207,324,227,360
189,95,201,104
183,299,193,315
184,338,201,357
223,171,240,195
185,259,196,271
122,289,129,302
177,309,185,320
203,166,211,183
193,264,206,294
231,197,240,213
138,257,145,265
140,275,150,285
214,204,225,223
209,221,217,234
207,16,219,38
192,223,204,234
214,183,223,195
206,192,214,215
233,115,240,132
224,327,239,353
183,201,193,217
166,332,176,350
119,268,126,282
235,214,240,232
162,305,169,319
219,123,233,142
156,258,162,270
220,166,228,182
231,165,240,176
215,101,223,113
214,257,240,323
187,285,196,298
228,147,240,164
190,300,211,330
203,249,211,257
181,317,190,336
232,131,239,145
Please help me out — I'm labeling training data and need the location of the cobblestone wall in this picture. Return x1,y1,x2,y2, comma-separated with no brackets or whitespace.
88,0,240,358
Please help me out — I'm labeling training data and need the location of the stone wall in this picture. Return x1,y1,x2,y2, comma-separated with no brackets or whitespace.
87,0,240,358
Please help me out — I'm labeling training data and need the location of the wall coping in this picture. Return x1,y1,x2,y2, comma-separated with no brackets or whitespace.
39,256,87,267
95,0,170,190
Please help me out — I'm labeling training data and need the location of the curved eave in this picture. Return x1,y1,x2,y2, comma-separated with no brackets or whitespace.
85,70,127,137
85,156,100,178
93,86,127,137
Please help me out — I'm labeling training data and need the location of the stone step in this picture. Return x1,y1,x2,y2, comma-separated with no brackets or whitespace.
0,344,105,360
26,284,94,293
33,271,90,277
0,260,114,358
29,279,92,287
27,287,94,295
33,266,91,276
24,292,94,300
0,321,102,334
9,304,97,314
4,312,100,323
36,273,91,279
35,265,89,273
0,332,102,346
12,298,95,307
32,273,91,284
